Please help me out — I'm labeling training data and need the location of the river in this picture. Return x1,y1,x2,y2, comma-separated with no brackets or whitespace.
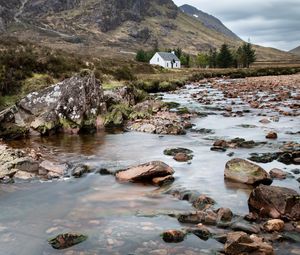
0,81,299,254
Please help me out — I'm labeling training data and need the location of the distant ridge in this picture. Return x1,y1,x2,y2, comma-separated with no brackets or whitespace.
180,4,240,40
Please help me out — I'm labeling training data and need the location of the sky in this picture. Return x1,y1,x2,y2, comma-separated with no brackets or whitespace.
173,0,300,51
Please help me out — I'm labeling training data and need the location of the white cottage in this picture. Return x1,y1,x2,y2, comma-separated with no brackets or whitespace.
149,52,181,69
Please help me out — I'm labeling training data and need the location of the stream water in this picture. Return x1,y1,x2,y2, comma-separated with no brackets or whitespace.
0,82,299,255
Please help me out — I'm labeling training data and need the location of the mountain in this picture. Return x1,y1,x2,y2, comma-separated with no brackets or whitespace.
180,4,239,40
0,0,298,62
289,46,300,55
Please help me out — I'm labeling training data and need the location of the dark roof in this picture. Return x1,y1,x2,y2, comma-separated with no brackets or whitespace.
157,52,180,62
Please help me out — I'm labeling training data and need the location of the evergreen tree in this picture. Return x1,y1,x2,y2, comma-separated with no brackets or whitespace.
135,49,147,62
208,49,217,68
243,42,256,68
217,44,234,68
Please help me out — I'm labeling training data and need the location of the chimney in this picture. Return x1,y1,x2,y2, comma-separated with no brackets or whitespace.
171,51,175,55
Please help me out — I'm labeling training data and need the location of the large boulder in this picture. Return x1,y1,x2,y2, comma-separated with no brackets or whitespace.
224,158,272,186
115,161,174,183
224,232,274,255
248,185,300,221
1,71,106,137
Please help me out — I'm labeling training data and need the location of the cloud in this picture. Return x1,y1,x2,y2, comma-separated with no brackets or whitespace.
173,0,300,50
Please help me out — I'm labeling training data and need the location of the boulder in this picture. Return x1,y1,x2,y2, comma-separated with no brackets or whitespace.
264,219,285,232
164,148,193,156
152,175,174,186
71,165,91,178
224,158,272,185
48,233,87,250
248,185,300,221
269,168,287,179
217,208,233,222
116,161,174,183
161,230,186,243
192,195,215,210
40,160,68,177
187,226,211,241
266,132,278,139
224,232,274,255
15,71,105,135
173,153,192,162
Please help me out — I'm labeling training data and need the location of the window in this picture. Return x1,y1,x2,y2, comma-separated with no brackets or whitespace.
167,63,168,67
157,58,159,62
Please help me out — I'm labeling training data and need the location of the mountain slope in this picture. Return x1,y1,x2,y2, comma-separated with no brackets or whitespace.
0,0,298,63
180,4,239,40
290,46,300,55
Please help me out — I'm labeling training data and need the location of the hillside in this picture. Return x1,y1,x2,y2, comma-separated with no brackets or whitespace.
0,0,299,63
290,46,300,56
180,4,239,40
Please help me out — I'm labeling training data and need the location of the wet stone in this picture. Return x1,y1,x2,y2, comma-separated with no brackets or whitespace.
161,230,186,243
48,233,88,250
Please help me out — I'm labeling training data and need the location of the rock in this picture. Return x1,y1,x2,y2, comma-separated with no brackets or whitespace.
152,175,174,186
116,161,174,183
264,219,285,232
127,111,186,135
211,146,227,152
161,230,186,243
0,144,39,179
231,221,260,234
0,106,29,140
291,169,300,174
269,168,287,179
71,165,90,178
104,86,135,108
224,158,272,186
260,118,271,124
40,160,68,177
192,195,215,210
16,71,105,135
173,152,192,162
217,208,233,222
48,233,87,250
248,185,300,221
277,153,294,165
187,226,211,241
213,140,227,148
163,148,193,156
224,232,274,255
97,168,113,175
248,153,279,164
14,171,36,180
190,128,214,134
178,211,217,225
266,132,278,139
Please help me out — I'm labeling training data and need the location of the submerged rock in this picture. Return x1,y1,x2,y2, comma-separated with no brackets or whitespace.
164,148,193,156
248,153,279,163
224,158,272,186
187,226,211,241
192,195,215,210
269,168,287,180
266,131,278,139
115,161,174,183
173,152,193,162
248,185,300,221
71,165,91,178
48,233,87,250
152,175,174,186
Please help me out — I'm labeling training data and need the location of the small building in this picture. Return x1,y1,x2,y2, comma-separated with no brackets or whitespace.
149,52,181,69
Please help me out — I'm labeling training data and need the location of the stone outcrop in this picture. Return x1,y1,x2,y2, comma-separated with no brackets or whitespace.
248,185,300,221
224,158,272,186
115,161,174,183
0,71,106,138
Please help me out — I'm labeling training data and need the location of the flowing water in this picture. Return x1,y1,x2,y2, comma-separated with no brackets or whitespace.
1,82,300,255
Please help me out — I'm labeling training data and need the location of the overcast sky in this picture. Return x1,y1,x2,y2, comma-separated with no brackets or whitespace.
173,0,300,51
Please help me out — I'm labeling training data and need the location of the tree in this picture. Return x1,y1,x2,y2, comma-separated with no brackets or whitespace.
136,49,148,62
243,42,256,68
196,53,209,68
235,43,256,68
208,49,217,68
217,44,234,68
